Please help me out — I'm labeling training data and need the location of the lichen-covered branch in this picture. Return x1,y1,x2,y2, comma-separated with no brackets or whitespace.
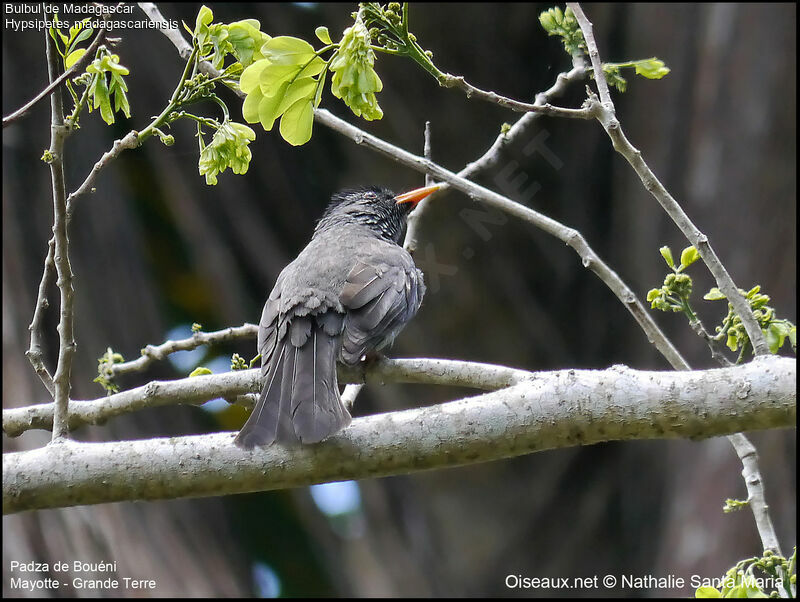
3,356,794,514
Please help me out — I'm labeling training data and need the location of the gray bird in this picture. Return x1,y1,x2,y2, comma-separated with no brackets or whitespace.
235,184,440,448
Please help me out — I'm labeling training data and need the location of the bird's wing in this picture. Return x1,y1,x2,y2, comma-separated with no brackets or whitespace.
339,258,425,365
257,272,285,376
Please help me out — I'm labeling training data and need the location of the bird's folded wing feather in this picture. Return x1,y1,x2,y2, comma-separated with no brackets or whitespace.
339,259,424,365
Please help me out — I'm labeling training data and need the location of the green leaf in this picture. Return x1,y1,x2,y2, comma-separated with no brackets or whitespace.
679,246,699,270
66,25,93,57
634,57,670,79
102,55,130,76
65,48,86,69
315,26,332,45
259,63,303,96
240,59,269,93
92,74,114,124
694,586,722,598
195,5,213,35
766,324,782,354
659,246,675,269
189,367,213,377
275,77,316,115
242,85,264,124
279,98,314,146
704,288,726,301
258,82,290,129
227,19,270,66
262,36,316,66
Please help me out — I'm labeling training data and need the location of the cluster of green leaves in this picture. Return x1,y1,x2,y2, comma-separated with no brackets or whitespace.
230,353,248,371
198,120,256,185
238,9,388,145
705,285,796,355
695,548,796,598
538,5,669,92
240,33,329,146
360,2,441,81
330,19,383,120
647,245,796,359
180,7,263,182
538,6,586,56
83,49,131,125
647,246,700,318
93,347,125,394
190,6,270,74
48,14,131,126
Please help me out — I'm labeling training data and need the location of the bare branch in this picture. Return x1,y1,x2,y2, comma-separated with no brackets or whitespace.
66,132,140,219
3,356,794,514
25,237,56,397
459,57,587,181
439,73,593,119
566,3,612,106
403,121,434,254
109,323,258,379
726,433,783,555
44,30,76,442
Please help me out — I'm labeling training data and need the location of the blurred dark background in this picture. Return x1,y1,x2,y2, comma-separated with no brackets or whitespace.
2,2,795,597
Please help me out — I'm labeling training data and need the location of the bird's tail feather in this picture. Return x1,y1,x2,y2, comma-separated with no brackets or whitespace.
234,315,350,448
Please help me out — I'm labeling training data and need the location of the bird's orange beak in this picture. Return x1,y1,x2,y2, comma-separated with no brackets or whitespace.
394,184,441,206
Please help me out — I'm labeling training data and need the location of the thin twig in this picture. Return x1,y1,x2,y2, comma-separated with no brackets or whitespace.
403,121,434,254
2,27,107,128
109,323,258,378
341,384,364,412
25,237,56,397
44,30,77,442
566,3,611,107
439,74,593,119
689,318,733,367
65,132,140,220
459,57,588,181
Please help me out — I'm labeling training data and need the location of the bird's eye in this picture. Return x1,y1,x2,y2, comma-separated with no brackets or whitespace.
364,192,376,199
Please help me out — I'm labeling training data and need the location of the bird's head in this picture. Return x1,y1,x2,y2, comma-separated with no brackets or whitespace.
315,184,440,243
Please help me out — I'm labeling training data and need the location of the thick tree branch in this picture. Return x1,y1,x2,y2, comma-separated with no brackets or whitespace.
3,356,794,514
